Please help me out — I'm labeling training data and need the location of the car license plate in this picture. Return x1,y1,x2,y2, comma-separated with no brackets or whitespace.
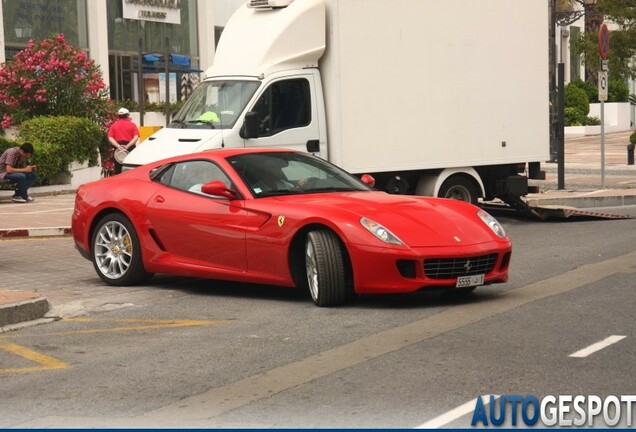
456,274,484,288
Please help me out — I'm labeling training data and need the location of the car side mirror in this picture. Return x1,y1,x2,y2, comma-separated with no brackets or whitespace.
360,174,376,187
201,180,237,199
240,111,259,139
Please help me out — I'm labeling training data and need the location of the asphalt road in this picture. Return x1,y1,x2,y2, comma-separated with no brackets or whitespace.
1,207,635,428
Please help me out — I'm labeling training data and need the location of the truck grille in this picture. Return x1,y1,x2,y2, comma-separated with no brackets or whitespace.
424,254,498,279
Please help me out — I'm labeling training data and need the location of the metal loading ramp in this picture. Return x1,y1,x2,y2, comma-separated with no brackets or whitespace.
482,200,631,221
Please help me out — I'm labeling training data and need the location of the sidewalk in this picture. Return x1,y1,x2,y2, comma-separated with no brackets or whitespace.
1,130,635,328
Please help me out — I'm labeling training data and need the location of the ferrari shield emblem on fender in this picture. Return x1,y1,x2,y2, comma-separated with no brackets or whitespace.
277,215,285,227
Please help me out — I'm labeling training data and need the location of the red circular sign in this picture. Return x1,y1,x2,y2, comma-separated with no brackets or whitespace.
598,24,610,60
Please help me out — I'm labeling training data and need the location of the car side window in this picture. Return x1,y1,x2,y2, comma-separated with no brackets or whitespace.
251,78,311,137
153,160,232,196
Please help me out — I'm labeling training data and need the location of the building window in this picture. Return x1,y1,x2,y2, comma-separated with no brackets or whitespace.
3,0,88,57
106,0,200,104
107,0,196,57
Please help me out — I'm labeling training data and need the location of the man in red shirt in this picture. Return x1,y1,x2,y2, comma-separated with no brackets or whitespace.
107,108,140,174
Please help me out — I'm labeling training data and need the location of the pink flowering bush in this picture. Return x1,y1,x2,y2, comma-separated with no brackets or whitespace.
0,34,112,129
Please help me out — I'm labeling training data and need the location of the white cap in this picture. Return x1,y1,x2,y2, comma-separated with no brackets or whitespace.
117,107,130,116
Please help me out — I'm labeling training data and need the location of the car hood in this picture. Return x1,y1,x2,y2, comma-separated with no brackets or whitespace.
124,128,223,166
272,191,501,248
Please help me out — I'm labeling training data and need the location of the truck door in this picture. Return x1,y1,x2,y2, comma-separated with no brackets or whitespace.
242,74,322,155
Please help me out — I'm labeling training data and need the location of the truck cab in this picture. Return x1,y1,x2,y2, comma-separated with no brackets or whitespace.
124,0,329,169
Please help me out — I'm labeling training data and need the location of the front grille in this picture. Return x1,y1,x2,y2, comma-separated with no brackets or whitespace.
424,254,498,279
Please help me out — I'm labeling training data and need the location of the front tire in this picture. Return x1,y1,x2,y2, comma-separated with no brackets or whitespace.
91,213,152,286
305,230,347,307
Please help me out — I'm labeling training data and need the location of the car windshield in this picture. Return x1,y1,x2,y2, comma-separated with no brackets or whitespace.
227,152,372,198
169,79,261,130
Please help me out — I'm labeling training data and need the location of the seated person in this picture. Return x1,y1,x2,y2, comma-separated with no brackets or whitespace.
0,142,37,203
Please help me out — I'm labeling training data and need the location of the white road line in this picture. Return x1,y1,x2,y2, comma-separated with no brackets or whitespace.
569,335,626,358
416,395,499,429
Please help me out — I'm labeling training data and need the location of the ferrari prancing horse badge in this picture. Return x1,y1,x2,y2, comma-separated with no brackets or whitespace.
277,215,285,227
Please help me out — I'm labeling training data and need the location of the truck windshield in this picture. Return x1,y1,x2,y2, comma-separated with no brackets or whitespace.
170,80,260,130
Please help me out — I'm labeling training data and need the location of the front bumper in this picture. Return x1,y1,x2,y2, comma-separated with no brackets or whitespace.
347,241,511,294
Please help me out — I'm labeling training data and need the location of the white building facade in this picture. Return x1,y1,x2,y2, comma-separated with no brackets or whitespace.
0,0,243,104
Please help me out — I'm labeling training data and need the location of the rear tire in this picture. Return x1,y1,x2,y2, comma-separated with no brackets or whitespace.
91,213,153,286
438,176,479,204
305,230,347,307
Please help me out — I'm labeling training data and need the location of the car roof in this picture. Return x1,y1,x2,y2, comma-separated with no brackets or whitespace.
198,147,297,158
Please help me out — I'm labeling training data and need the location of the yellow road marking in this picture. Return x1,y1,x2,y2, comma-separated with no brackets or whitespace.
0,318,228,339
53,318,227,335
0,342,69,374
0,318,227,374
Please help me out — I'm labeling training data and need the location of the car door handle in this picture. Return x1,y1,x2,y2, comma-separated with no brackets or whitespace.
155,195,165,203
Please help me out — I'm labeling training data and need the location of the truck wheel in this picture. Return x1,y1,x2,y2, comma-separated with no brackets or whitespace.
439,176,479,204
91,213,153,286
305,230,347,307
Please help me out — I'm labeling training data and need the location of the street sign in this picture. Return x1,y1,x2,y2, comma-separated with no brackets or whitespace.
598,70,608,101
598,24,610,60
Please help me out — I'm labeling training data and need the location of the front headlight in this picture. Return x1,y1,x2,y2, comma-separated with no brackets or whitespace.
360,217,404,245
478,210,506,238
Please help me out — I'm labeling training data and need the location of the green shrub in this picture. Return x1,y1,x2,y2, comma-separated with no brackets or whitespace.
630,131,636,145
570,79,597,103
570,78,629,104
0,136,14,154
584,116,601,126
565,83,590,125
564,107,583,126
0,136,16,190
608,80,629,103
17,116,104,185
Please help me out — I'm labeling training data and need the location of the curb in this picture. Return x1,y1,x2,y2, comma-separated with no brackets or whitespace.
0,295,50,328
0,227,72,239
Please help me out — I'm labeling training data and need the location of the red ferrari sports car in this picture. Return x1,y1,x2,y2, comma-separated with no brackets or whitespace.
72,148,512,306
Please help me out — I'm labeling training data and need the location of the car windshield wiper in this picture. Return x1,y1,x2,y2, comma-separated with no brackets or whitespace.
256,190,295,197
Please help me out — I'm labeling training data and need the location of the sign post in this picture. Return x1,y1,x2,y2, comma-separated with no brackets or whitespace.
598,24,610,189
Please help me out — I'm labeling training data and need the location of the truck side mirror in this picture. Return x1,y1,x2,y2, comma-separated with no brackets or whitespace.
240,111,259,139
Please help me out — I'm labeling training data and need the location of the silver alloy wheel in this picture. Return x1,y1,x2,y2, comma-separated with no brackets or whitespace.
94,220,133,280
305,239,319,301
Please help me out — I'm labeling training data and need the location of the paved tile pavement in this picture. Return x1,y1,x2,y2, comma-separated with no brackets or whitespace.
0,193,74,238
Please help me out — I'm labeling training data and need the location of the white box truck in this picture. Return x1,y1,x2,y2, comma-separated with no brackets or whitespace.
125,0,549,208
